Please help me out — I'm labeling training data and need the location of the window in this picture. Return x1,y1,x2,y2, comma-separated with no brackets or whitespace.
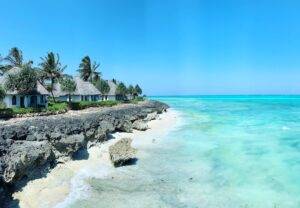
12,95,17,105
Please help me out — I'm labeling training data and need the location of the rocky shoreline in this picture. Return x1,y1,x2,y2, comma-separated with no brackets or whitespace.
0,100,169,207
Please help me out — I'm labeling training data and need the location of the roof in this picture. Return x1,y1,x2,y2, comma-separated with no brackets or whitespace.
0,67,49,95
107,80,118,96
53,76,101,97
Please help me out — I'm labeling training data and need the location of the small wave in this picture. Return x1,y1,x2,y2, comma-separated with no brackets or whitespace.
168,108,186,130
282,126,290,130
54,165,111,208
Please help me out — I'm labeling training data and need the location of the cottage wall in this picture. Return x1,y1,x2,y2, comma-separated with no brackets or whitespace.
2,95,47,108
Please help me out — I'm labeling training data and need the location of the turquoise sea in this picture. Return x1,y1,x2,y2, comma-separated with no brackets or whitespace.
69,96,300,208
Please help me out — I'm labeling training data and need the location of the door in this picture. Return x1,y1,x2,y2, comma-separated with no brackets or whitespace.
20,96,25,108
30,96,37,108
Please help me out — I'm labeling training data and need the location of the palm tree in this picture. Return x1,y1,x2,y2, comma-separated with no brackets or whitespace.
1,47,33,74
95,79,110,100
135,84,142,97
78,56,101,82
127,85,135,99
4,47,23,68
116,82,127,100
39,52,66,102
60,77,77,107
0,54,6,75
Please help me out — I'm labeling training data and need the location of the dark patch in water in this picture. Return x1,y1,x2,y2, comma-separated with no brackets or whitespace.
115,158,138,167
72,148,89,160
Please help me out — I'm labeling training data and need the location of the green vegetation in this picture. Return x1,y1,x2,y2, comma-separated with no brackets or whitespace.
70,100,118,110
39,52,66,102
78,56,101,82
95,79,110,100
116,82,127,99
4,65,38,94
0,47,33,74
0,85,5,102
135,84,142,97
0,102,69,118
2,47,24,68
0,47,145,118
127,85,134,97
47,102,69,112
129,96,145,104
60,77,77,106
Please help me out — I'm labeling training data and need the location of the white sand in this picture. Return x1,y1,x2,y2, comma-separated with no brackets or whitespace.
13,109,180,208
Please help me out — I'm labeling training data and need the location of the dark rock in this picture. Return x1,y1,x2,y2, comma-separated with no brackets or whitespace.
52,133,86,158
109,138,137,167
3,140,53,183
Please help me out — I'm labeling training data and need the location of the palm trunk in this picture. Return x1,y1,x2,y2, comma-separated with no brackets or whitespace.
51,78,56,102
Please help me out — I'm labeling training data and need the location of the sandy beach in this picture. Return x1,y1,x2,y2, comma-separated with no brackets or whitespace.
12,109,180,208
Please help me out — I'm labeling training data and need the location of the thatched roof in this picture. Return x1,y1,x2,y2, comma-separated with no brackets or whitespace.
0,67,49,95
53,76,100,97
107,80,118,96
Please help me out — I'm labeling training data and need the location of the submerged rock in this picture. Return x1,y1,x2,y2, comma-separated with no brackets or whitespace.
132,120,149,131
109,138,137,167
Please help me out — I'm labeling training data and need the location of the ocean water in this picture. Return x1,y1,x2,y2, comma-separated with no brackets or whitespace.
68,96,300,208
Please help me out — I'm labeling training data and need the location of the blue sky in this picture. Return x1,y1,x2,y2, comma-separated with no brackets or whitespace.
1,0,300,95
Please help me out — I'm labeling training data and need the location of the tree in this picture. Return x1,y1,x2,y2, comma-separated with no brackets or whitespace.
39,52,66,102
127,85,135,99
0,47,33,73
60,77,77,106
0,85,6,102
0,54,6,75
95,79,110,100
78,56,101,83
116,82,127,100
3,47,23,68
4,65,38,94
135,84,142,97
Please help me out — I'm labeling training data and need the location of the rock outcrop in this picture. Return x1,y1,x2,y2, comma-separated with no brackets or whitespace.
132,120,149,131
0,100,168,206
144,112,158,121
109,138,137,167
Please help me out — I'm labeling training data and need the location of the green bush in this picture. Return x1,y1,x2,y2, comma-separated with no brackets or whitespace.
130,96,145,104
11,107,43,114
0,108,14,118
0,102,6,109
47,102,69,112
0,100,119,118
98,100,119,107
71,100,119,110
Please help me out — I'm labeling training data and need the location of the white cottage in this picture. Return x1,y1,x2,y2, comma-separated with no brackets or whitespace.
53,77,101,102
0,67,49,108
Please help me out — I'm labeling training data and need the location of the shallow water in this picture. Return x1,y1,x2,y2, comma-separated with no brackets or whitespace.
68,96,300,208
